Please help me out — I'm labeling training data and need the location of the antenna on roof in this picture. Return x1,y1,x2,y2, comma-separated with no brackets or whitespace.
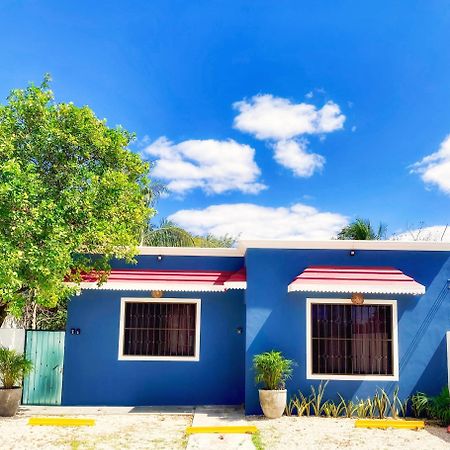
441,224,448,242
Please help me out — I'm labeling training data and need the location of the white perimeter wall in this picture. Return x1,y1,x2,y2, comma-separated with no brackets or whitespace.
447,331,450,391
0,328,25,353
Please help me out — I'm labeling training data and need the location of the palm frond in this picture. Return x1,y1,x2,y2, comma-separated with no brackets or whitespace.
337,218,387,240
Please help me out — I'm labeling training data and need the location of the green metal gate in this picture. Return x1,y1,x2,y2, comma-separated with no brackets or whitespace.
22,331,65,405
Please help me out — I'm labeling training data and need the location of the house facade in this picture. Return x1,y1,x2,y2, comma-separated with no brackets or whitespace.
62,240,450,414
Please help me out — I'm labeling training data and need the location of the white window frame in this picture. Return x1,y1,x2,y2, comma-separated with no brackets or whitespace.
306,298,399,381
118,297,201,362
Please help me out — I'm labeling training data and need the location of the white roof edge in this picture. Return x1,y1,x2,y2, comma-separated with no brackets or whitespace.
138,246,244,257
238,239,450,252
224,281,247,290
137,240,450,256
76,282,226,292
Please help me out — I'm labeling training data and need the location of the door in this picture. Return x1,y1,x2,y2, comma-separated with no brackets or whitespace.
22,331,65,405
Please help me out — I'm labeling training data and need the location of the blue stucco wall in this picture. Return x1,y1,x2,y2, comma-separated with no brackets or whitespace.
244,249,450,414
62,249,450,411
62,255,246,406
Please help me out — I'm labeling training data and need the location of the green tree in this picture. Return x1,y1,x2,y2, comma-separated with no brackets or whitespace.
143,219,196,247
142,219,235,248
337,218,387,240
193,234,235,248
0,76,153,326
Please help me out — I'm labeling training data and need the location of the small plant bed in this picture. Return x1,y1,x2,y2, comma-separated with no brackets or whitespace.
286,382,410,420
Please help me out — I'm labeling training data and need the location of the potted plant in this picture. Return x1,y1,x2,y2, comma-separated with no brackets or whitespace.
253,350,295,419
0,347,33,416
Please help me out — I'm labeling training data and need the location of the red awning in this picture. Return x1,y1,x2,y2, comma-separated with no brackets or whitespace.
76,268,246,292
224,268,247,289
288,266,425,295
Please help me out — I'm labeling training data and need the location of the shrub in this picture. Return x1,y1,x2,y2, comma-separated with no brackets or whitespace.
0,347,33,389
412,387,450,425
322,399,344,418
411,391,429,418
253,351,295,390
373,389,390,419
310,381,329,416
339,394,357,418
286,391,312,416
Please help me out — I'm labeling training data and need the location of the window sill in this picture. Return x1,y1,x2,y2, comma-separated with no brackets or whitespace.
307,373,399,381
118,355,200,362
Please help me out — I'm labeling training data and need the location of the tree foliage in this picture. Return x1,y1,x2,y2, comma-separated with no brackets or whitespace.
0,76,152,323
193,233,235,248
143,219,235,248
143,219,196,247
337,218,387,240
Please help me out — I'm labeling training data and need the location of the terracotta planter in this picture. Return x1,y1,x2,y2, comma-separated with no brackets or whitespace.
0,387,22,417
259,389,287,419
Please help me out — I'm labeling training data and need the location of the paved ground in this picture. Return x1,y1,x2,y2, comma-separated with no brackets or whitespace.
186,406,254,450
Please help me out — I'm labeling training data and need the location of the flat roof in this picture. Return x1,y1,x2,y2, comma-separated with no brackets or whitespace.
238,239,450,252
138,240,450,257
138,246,243,257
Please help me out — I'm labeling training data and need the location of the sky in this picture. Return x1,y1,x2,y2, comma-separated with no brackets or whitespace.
1,1,449,241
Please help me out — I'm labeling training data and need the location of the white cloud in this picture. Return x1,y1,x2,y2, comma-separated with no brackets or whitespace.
141,137,266,195
393,225,450,242
232,94,345,177
411,135,450,195
169,203,348,240
233,94,345,140
273,139,325,177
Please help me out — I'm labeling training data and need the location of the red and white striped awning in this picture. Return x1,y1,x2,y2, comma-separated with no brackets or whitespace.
288,266,425,295
76,268,246,292
223,268,246,290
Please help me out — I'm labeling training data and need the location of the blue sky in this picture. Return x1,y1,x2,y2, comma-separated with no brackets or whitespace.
1,1,449,240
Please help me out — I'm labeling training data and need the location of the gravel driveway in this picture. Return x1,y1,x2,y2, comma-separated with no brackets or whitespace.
0,410,192,450
248,416,450,450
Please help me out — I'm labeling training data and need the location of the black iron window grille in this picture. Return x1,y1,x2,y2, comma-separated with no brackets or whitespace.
311,303,393,376
123,301,197,357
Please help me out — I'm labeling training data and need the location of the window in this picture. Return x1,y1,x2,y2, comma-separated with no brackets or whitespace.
118,298,201,361
306,299,398,380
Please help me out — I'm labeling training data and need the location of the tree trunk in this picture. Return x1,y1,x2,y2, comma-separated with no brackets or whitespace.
0,303,7,327
31,302,37,330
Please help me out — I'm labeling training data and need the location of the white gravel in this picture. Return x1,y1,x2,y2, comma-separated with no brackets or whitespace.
248,416,450,450
0,412,192,450
2,410,450,450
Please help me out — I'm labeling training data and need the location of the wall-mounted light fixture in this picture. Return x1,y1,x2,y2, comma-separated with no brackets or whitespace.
349,250,356,256
157,255,163,261
351,293,364,305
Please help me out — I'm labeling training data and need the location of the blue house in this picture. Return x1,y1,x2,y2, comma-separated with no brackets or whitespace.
62,240,450,414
